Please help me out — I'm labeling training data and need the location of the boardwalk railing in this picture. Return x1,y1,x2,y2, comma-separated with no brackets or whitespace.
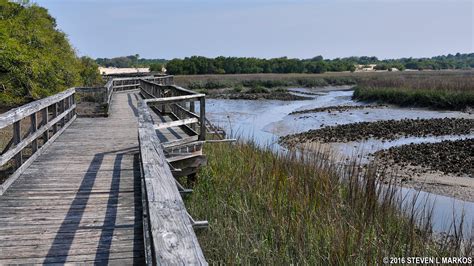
75,75,174,117
106,76,173,115
0,88,76,195
113,76,174,92
137,98,207,265
139,79,206,141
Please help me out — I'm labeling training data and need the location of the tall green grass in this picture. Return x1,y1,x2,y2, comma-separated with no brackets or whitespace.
185,142,471,264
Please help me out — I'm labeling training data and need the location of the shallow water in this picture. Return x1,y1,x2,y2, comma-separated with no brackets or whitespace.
206,88,474,235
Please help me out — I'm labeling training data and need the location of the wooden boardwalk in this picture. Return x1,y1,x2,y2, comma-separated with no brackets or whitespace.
0,76,212,265
0,91,145,264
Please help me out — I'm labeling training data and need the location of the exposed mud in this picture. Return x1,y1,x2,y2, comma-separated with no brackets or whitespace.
374,139,473,177
280,118,474,145
289,104,387,115
373,139,474,201
209,92,312,101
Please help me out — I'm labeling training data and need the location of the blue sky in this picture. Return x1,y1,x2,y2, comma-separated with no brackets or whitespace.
34,0,473,60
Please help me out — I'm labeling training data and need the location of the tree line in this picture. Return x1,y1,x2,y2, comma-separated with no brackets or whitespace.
0,0,102,107
95,53,474,76
164,54,474,75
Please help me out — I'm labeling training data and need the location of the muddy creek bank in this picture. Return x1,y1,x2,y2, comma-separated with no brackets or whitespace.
280,118,474,145
290,104,387,115
375,139,473,177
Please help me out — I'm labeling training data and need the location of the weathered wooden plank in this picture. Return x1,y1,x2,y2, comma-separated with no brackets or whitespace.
0,227,139,241
138,99,207,265
145,94,205,105
199,96,206,141
161,135,199,148
0,252,144,264
154,117,199,130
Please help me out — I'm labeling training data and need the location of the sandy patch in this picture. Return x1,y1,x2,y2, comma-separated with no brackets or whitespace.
381,164,474,202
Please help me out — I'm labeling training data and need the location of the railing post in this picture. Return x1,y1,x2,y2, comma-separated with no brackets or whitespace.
104,87,108,104
68,94,73,119
52,103,58,134
199,97,206,141
190,101,196,130
42,107,49,142
64,97,69,123
30,112,38,153
60,99,65,126
13,121,22,168
71,93,76,117
161,87,166,114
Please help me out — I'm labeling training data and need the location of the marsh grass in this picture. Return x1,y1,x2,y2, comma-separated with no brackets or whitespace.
353,87,474,110
176,73,357,91
353,71,474,109
175,71,474,109
185,141,471,264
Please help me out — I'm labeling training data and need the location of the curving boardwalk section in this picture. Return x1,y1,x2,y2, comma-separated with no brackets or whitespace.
0,91,145,264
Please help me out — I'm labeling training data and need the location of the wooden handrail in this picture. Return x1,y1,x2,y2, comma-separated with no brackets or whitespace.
0,88,75,128
0,103,76,165
144,94,205,104
0,89,76,195
137,99,207,265
140,79,193,96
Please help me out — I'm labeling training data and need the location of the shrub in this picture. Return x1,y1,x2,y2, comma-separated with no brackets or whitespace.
246,86,269,94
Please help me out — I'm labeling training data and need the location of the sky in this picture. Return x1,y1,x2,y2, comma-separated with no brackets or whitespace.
34,0,473,60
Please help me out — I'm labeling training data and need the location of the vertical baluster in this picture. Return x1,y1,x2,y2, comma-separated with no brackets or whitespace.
161,86,166,113
64,97,69,122
60,99,66,126
190,101,196,130
67,95,72,120
71,93,76,117
52,102,58,134
13,121,22,168
30,112,38,153
42,107,49,143
199,97,206,141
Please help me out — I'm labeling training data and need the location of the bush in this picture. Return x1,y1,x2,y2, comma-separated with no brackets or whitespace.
246,86,269,94
233,84,243,93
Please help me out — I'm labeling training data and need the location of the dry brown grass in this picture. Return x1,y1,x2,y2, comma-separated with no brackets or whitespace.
174,70,474,89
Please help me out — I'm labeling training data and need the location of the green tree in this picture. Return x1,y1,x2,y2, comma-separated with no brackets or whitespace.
149,63,163,72
78,57,102,86
0,0,102,107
